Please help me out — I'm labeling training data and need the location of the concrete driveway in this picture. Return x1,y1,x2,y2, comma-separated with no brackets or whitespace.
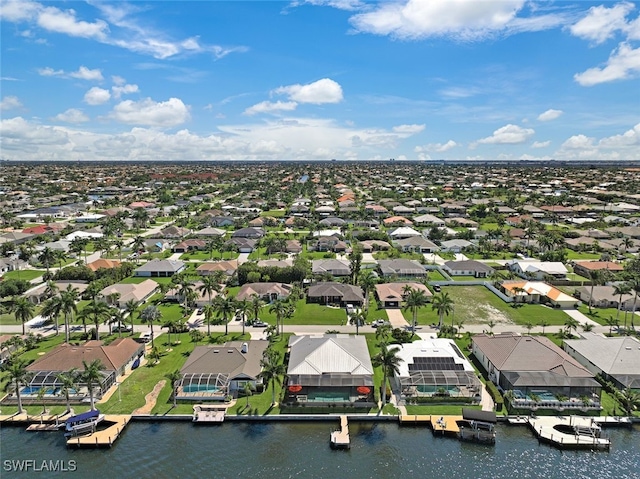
385,308,410,328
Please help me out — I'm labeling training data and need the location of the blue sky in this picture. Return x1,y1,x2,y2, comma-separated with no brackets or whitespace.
1,0,639,161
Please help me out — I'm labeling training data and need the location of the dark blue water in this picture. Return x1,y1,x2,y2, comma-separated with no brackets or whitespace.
1,422,639,479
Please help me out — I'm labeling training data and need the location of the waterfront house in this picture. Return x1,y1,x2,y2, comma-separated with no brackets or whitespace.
564,333,640,390
391,338,482,402
472,333,601,411
176,341,269,400
285,334,374,407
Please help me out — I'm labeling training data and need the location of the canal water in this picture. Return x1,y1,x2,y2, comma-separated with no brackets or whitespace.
1,422,638,479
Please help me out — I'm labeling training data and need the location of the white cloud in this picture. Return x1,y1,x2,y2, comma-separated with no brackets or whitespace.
290,0,365,11
52,108,89,123
69,66,103,81
0,0,42,22
415,140,457,153
569,2,634,45
348,0,551,41
597,123,640,148
561,134,594,149
0,95,23,111
531,140,551,148
555,125,640,161
574,42,640,86
392,124,425,134
244,101,298,116
112,83,139,99
537,109,563,121
273,78,343,104
477,124,535,144
109,98,190,127
84,87,111,105
37,67,64,77
37,6,108,39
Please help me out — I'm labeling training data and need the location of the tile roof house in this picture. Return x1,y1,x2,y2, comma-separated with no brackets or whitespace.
393,236,439,253
307,282,364,305
501,281,579,309
285,335,374,407
236,282,292,302
375,282,432,308
564,334,640,390
472,333,601,408
100,279,158,307
134,259,186,277
443,260,494,278
572,261,624,277
312,259,351,277
177,341,269,400
196,260,238,277
86,258,121,272
377,259,426,278
575,285,636,310
507,260,568,280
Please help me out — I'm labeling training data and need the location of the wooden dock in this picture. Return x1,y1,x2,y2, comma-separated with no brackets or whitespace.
66,415,131,448
399,415,432,425
528,416,610,450
26,423,63,431
330,415,350,449
593,416,633,427
398,415,463,434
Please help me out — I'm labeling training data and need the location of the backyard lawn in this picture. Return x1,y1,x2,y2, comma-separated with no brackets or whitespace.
180,251,238,261
1,269,45,282
403,285,572,327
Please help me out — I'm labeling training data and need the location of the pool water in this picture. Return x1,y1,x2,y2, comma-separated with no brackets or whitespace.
20,386,60,396
182,384,221,394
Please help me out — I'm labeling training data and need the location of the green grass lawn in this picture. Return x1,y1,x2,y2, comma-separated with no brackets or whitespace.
1,269,45,282
404,404,481,415
120,276,174,285
260,209,286,218
451,275,482,281
565,250,603,260
180,251,239,261
426,269,447,281
403,286,572,327
255,300,351,326
373,251,423,261
577,305,624,326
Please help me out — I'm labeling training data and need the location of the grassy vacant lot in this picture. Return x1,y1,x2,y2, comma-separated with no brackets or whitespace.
1,269,45,282
403,285,571,326
258,300,350,326
565,250,602,260
259,209,286,218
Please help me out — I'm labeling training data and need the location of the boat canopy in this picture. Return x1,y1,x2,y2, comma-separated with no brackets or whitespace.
66,409,100,424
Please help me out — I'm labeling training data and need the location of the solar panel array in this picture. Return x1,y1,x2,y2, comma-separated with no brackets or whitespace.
408,356,465,371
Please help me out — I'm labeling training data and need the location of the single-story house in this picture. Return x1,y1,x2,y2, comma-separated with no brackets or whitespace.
194,227,226,237
440,239,473,253
176,341,269,400
387,226,421,239
412,214,445,227
564,334,640,390
507,260,568,280
377,259,426,278
359,240,391,252
307,282,364,306
393,236,439,253
226,237,257,253
172,239,207,253
232,227,265,239
196,260,238,277
236,282,292,302
26,281,88,305
312,259,351,277
100,279,158,307
159,226,191,239
575,285,636,310
472,333,601,410
285,335,375,407
86,258,121,272
443,260,494,278
142,239,170,253
501,281,579,309
374,282,432,308
22,338,144,402
134,259,186,277
572,261,624,277
391,338,482,401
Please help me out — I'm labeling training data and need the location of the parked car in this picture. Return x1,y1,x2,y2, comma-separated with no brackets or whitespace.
433,285,441,292
253,320,268,327
139,332,153,343
113,325,133,333
371,319,390,328
197,308,204,315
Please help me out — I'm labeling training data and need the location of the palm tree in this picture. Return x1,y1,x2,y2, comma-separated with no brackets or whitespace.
243,381,255,408
350,308,367,336
197,275,221,310
539,319,550,335
402,287,429,335
3,359,33,415
162,317,180,348
56,368,78,414
613,282,631,330
250,295,265,324
618,387,640,417
564,317,579,337
629,277,640,331
41,296,63,335
131,236,145,263
213,296,236,336
605,315,619,336
140,305,162,348
372,345,401,406
111,307,125,338
358,270,377,308
432,291,454,329
375,323,392,346
80,359,105,411
622,237,634,254
487,319,496,335
165,370,182,408
258,353,285,406
203,304,217,337
78,299,111,341
269,299,289,337
586,269,607,314
12,297,35,335
54,249,68,269
43,280,59,301
60,285,79,343
235,299,251,336
124,299,139,335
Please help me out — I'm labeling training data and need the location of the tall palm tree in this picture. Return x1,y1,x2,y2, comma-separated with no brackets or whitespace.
402,287,429,335
213,296,236,336
203,304,217,337
12,297,35,335
539,319,550,335
4,359,33,415
162,317,180,348
350,308,367,336
78,299,111,341
80,359,106,411
243,381,255,408
613,282,631,329
432,291,454,329
375,323,392,346
629,277,640,331
140,305,162,348
111,307,125,338
43,280,59,301
235,299,251,336
372,345,401,406
56,368,78,414
258,353,285,406
586,269,607,314
250,295,265,324
41,296,63,335
618,387,640,417
165,370,182,408
60,285,79,343
564,317,579,337
197,275,221,310
124,299,139,336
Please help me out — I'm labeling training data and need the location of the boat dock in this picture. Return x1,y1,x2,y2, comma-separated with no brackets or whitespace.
593,416,633,427
192,404,226,423
399,415,462,434
66,415,131,448
528,416,610,450
330,415,350,449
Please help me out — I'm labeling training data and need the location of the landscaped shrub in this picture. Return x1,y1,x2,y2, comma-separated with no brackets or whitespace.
485,381,503,412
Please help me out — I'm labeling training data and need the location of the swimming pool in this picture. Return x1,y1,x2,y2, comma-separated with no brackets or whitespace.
20,386,60,396
182,384,221,394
